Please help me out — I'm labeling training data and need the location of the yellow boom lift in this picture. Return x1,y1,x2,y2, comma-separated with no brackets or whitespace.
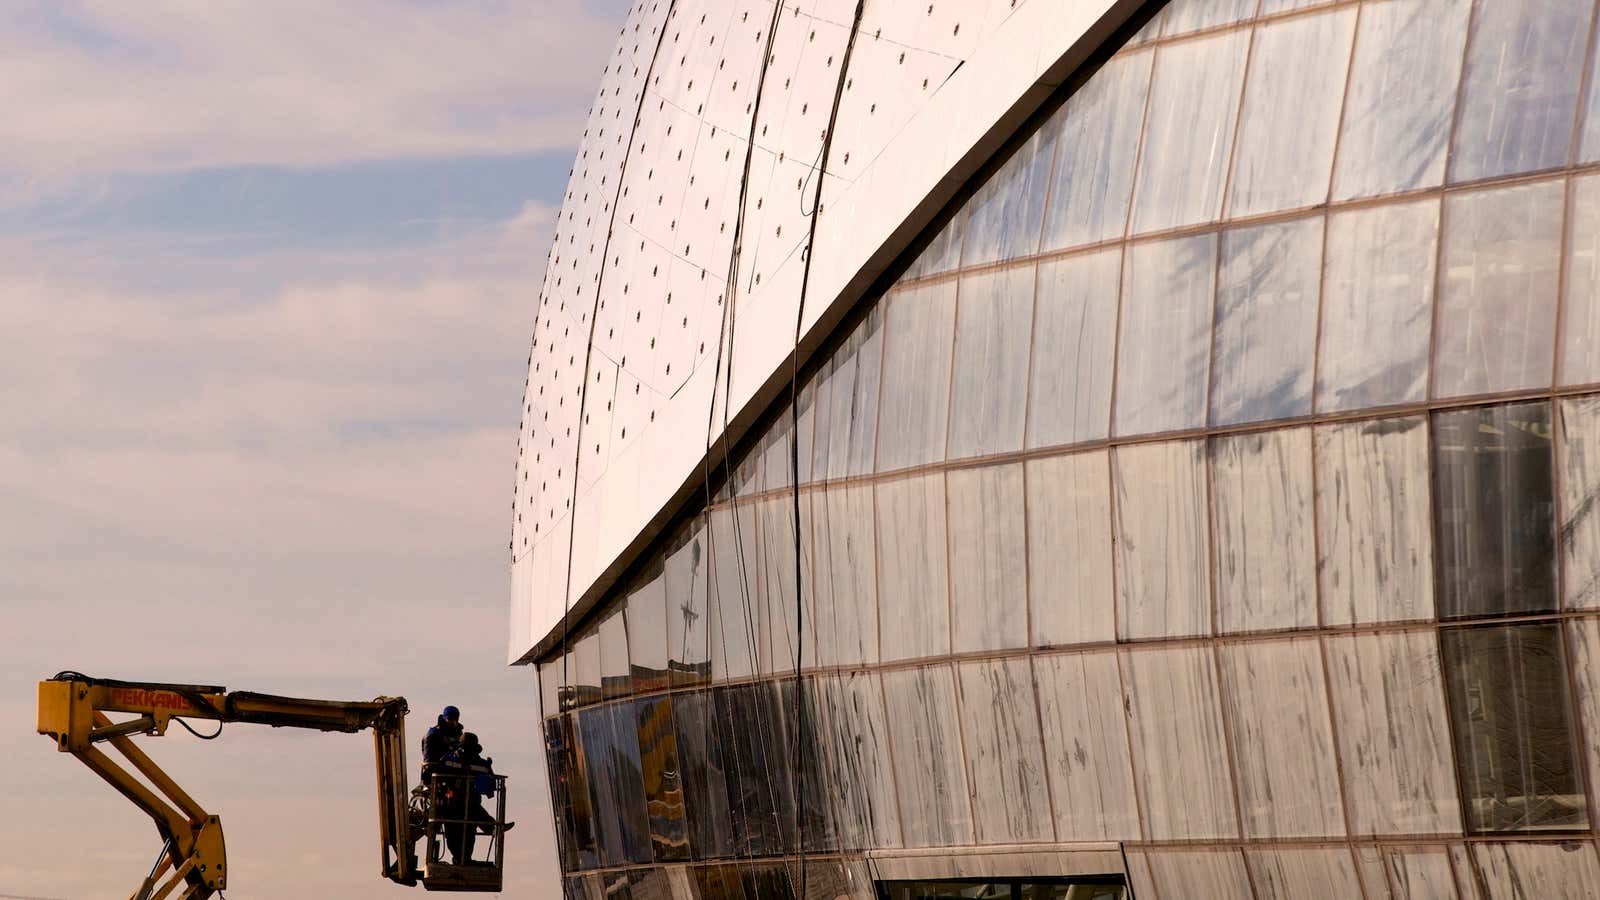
37,672,507,898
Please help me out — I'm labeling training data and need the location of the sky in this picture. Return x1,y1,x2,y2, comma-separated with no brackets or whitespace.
0,2,627,896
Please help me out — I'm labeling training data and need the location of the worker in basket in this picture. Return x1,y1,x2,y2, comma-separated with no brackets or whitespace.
442,731,513,865
422,704,463,780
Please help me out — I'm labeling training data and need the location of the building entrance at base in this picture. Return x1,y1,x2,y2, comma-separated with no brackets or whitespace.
876,878,1126,900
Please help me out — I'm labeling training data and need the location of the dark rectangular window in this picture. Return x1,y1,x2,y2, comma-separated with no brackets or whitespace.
574,703,653,866
671,690,734,859
1441,622,1587,832
544,715,596,871
877,879,1126,900
1431,401,1557,618
633,695,688,861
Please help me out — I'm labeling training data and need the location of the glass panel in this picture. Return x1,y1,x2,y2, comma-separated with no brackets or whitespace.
599,607,632,700
811,483,878,667
1561,396,1600,608
814,306,884,480
1144,848,1253,896
795,379,816,488
1122,646,1239,839
877,280,957,472
1432,401,1557,619
539,660,561,719
742,863,798,900
1113,233,1217,436
947,464,1028,654
1318,198,1439,412
1210,216,1322,426
1563,174,1600,385
1247,848,1363,900
1113,440,1212,640
719,683,797,856
693,864,748,900
882,664,974,847
1210,428,1317,633
576,702,652,865
1041,50,1152,252
955,658,1052,843
902,212,965,281
1332,0,1471,200
1219,639,1345,838
666,519,711,688
756,495,813,674
1027,249,1119,449
627,569,669,692
1161,0,1257,37
1450,0,1593,183
1316,416,1436,626
709,503,762,680
545,715,594,870
672,690,734,859
1129,30,1251,234
1443,623,1587,832
1435,180,1562,398
1567,619,1600,840
1474,842,1600,895
1033,652,1139,840
948,265,1035,459
1324,631,1463,834
635,696,688,861
1383,847,1460,899
574,629,602,708
805,672,901,850
875,473,950,661
1026,450,1115,647
962,125,1057,267
1227,8,1356,218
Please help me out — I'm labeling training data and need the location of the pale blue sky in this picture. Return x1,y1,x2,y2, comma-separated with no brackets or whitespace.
0,2,625,896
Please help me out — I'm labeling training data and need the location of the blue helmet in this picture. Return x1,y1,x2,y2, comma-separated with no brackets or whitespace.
442,705,461,722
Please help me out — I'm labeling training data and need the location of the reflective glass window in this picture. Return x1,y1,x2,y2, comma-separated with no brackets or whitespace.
811,483,878,667
1432,402,1557,619
1142,850,1253,898
955,658,1052,843
598,607,631,700
875,473,950,661
626,569,669,692
575,702,652,866
1317,198,1438,412
1451,0,1593,183
1113,440,1212,640
1219,639,1345,838
756,495,812,674
1026,450,1115,647
1332,0,1471,200
665,519,710,687
948,266,1035,459
693,864,748,900
718,683,797,857
1161,0,1257,38
1122,646,1238,839
1247,848,1364,900
1442,622,1588,832
1324,631,1463,834
1033,653,1139,840
1568,619,1600,819
708,503,762,680
1435,180,1563,398
1210,428,1317,633
1561,396,1600,609
1226,9,1356,218
877,281,957,472
1562,174,1600,385
882,664,973,847
634,696,688,861
1473,841,1600,895
947,464,1028,654
804,673,901,850
1383,848,1460,898
902,213,965,281
812,306,883,480
1315,416,1436,626
1027,249,1119,449
574,629,602,708
1210,216,1322,426
1129,30,1251,234
1040,50,1152,252
672,691,734,859
962,125,1057,267
539,659,561,719
1113,233,1217,436
545,715,594,870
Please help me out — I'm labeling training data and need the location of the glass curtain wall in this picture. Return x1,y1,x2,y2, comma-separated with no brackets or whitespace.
541,0,1600,895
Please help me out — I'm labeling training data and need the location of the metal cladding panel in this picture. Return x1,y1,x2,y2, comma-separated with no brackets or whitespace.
513,0,1140,663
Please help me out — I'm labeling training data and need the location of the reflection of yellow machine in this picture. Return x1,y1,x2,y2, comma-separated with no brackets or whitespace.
36,672,506,898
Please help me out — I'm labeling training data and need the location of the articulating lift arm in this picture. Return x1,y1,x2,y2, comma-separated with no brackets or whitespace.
37,672,418,900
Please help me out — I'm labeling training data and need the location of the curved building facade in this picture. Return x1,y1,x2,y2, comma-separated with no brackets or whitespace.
519,0,1600,896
